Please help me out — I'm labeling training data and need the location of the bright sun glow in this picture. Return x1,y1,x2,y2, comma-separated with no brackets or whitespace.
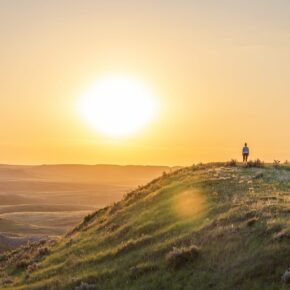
79,75,157,137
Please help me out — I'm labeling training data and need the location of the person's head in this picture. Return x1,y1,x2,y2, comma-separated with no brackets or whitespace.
245,143,247,147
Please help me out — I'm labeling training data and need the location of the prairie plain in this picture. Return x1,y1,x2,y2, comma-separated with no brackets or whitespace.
0,164,172,250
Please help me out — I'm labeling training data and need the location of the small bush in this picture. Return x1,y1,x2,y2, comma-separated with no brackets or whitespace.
273,160,281,168
16,258,31,269
162,171,168,177
83,213,93,223
37,247,50,257
27,263,39,273
273,229,290,241
247,217,258,227
166,245,200,269
38,239,47,245
108,202,121,215
246,159,264,168
0,253,9,262
2,276,13,285
226,159,237,167
253,172,264,179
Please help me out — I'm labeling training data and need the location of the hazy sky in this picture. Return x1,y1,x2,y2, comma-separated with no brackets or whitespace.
1,0,290,165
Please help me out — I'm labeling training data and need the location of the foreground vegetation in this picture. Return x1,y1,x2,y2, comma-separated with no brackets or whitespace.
1,163,290,289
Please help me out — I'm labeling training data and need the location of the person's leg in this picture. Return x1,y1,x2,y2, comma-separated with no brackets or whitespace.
243,154,245,162
246,154,248,162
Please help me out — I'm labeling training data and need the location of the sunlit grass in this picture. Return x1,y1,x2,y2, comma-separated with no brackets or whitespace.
1,163,290,289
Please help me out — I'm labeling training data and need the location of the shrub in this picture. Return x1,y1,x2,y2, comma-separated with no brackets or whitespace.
16,258,31,269
38,239,47,245
2,276,13,285
162,171,168,177
37,247,50,257
246,159,264,168
83,213,93,223
247,217,258,227
108,202,121,215
0,253,9,262
273,160,281,168
226,159,237,167
166,245,200,269
253,172,264,179
27,263,39,273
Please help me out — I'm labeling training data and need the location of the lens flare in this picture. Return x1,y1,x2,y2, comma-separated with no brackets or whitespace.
173,190,206,219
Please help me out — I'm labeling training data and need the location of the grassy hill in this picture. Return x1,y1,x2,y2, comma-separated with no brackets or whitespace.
1,163,290,290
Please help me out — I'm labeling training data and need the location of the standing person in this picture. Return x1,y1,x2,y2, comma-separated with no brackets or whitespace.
242,143,249,162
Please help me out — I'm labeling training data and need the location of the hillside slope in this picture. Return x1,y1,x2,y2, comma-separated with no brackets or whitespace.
1,163,290,290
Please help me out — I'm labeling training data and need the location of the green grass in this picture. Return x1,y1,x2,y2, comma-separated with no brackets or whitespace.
1,163,290,289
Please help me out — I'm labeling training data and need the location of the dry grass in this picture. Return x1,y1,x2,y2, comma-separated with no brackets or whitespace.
75,281,97,290
225,159,238,167
0,164,290,290
246,159,264,168
166,245,200,269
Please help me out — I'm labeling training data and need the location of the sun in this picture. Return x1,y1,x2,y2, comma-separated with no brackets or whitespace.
79,75,157,137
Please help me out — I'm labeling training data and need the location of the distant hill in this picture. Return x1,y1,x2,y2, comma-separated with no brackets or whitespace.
0,164,178,185
0,234,42,253
1,163,290,289
0,164,177,247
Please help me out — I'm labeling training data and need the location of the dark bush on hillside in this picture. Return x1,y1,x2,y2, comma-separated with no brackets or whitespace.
1,276,13,285
273,160,281,168
247,217,258,227
273,229,290,242
253,172,264,179
83,213,94,223
36,247,50,257
68,208,109,236
16,258,31,269
166,245,200,269
246,159,264,168
49,239,57,247
27,262,39,273
0,253,9,262
108,202,121,215
226,159,238,167
162,171,168,177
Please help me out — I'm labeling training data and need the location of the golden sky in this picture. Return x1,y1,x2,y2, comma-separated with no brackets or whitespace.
0,1,290,165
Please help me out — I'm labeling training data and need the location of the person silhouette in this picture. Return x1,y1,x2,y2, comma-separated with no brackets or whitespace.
242,143,249,162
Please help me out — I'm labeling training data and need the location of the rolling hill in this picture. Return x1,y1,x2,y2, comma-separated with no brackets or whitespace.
1,163,290,289
0,164,174,250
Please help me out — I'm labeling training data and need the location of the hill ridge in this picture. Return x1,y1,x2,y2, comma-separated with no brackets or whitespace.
1,163,290,290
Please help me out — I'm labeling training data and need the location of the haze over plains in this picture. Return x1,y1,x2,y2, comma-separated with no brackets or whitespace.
1,0,290,165
0,164,172,246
